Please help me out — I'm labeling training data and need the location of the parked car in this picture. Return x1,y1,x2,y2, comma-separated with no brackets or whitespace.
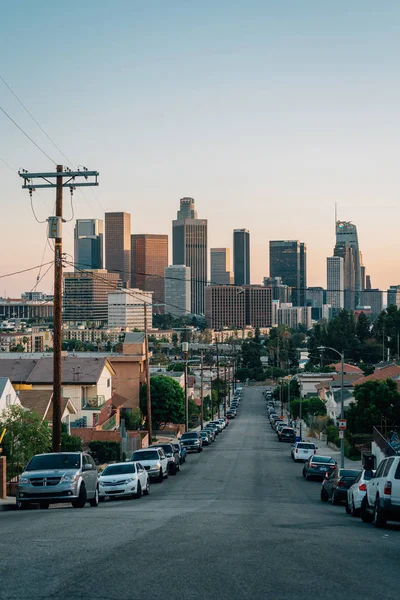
199,431,211,446
209,420,224,432
16,452,99,510
226,410,236,419
180,432,203,452
275,421,289,434
278,427,296,443
302,455,336,481
151,443,180,475
361,455,400,527
217,418,227,429
291,442,318,462
346,469,375,517
321,468,362,504
202,427,216,441
131,448,168,482
204,423,219,437
99,461,149,500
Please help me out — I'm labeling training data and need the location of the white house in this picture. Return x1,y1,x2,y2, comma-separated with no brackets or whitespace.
0,377,20,412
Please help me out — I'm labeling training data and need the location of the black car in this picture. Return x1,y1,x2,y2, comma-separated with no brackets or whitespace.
151,443,180,475
226,410,236,419
321,468,362,504
278,427,296,443
303,455,336,480
180,432,203,452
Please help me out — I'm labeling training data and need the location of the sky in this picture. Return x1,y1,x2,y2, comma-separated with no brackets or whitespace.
1,0,400,297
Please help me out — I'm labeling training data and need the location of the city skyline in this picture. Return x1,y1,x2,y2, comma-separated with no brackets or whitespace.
1,2,400,296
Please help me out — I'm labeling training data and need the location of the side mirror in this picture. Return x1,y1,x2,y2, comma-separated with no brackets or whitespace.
84,463,92,471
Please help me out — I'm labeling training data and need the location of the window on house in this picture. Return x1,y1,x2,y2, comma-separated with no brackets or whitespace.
5,394,11,406
107,378,111,388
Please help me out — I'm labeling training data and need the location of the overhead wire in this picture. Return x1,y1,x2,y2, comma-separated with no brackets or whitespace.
0,155,18,173
0,262,53,280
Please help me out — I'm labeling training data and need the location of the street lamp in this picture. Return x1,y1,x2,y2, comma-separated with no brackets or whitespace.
318,345,345,468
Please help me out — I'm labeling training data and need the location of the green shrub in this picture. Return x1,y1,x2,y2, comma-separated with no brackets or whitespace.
88,441,120,464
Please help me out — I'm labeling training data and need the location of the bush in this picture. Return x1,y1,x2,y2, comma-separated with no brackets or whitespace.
61,424,82,452
88,441,120,464
327,425,340,447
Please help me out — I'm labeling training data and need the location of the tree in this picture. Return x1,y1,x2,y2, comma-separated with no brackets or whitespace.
188,398,200,428
61,423,82,451
167,362,191,374
347,379,400,434
140,375,185,429
241,340,262,370
121,408,143,430
0,404,51,466
356,312,371,343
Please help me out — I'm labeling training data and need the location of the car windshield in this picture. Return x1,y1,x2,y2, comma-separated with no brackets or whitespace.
339,470,361,478
282,428,294,433
26,453,81,471
297,443,315,449
102,464,136,476
132,451,158,461
181,433,197,439
312,456,334,463
153,445,172,454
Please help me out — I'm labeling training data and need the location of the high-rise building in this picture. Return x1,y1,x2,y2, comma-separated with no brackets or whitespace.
108,289,153,330
387,285,400,308
263,276,290,303
105,212,131,287
278,303,312,330
233,229,250,285
63,270,121,326
334,221,363,309
326,256,344,310
172,197,207,315
210,248,233,285
74,219,103,270
306,286,325,321
131,234,168,306
205,285,271,330
164,265,191,317
358,289,383,318
365,275,372,290
269,240,307,306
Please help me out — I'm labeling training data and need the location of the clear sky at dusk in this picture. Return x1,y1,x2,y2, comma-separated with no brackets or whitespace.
1,1,399,297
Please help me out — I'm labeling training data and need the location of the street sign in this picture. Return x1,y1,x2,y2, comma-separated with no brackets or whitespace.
339,419,347,430
339,430,345,439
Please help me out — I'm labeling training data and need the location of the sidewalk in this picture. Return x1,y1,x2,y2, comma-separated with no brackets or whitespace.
0,497,16,511
294,420,363,470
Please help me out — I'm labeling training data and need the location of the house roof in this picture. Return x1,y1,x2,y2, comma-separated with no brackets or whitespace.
124,332,145,344
330,373,364,386
0,357,114,385
0,377,8,397
354,364,400,386
0,359,39,383
18,390,77,420
112,392,130,407
330,362,363,374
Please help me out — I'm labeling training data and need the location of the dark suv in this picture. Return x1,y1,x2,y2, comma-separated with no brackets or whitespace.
180,432,203,453
151,443,180,475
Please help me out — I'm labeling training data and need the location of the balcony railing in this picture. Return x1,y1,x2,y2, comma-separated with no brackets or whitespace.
102,414,117,431
81,395,106,410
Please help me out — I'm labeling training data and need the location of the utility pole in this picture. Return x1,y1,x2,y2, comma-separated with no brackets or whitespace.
200,350,204,430
224,363,227,417
183,327,189,431
216,333,220,418
144,303,152,444
19,166,98,452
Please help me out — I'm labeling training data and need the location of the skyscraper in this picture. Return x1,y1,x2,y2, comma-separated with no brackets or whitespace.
205,285,271,330
326,256,344,310
269,240,307,306
233,229,250,285
210,248,233,285
131,234,168,306
334,221,363,309
172,197,207,315
63,270,121,326
387,285,400,308
105,212,131,287
164,265,191,317
74,219,103,270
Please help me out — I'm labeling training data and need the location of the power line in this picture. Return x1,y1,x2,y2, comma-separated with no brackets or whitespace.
0,104,56,164
0,262,53,281
0,155,18,173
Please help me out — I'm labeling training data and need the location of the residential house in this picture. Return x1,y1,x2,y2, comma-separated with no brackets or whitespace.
17,389,77,431
0,377,20,412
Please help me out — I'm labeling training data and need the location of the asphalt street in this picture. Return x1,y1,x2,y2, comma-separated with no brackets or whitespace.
1,387,399,600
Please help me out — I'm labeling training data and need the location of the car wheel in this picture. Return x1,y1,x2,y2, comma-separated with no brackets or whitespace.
72,484,87,508
360,497,373,523
143,480,150,496
39,501,50,510
373,497,387,528
177,463,180,472
170,464,177,476
134,482,142,499
351,500,360,518
320,488,329,502
302,468,306,478
158,469,163,483
89,486,99,507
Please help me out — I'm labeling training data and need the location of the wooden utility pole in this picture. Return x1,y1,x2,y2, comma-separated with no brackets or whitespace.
19,166,99,452
200,350,204,430
224,363,227,417
52,165,63,452
216,334,220,418
183,327,189,431
144,303,152,443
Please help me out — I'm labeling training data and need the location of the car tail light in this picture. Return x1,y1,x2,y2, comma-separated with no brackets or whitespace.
337,481,345,487
314,450,316,454
359,483,367,491
295,449,298,454
384,481,392,495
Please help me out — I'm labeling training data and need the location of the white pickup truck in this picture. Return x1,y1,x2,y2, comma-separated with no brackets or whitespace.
360,455,400,527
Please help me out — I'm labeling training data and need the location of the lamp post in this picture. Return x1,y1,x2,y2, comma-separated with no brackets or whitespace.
318,346,345,468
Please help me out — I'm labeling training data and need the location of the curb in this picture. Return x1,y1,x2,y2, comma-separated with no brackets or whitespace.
0,499,17,512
